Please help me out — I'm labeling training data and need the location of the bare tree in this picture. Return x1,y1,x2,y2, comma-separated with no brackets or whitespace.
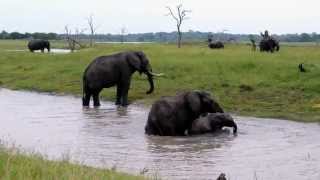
87,14,98,47
64,25,85,52
166,4,191,48
120,26,127,43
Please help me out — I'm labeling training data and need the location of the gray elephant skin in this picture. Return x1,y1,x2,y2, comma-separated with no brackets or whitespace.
208,41,224,49
28,40,50,52
145,91,224,136
82,51,156,107
189,113,237,135
259,38,279,52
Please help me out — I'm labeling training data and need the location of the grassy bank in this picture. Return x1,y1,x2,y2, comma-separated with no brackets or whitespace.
0,40,319,121
0,147,143,180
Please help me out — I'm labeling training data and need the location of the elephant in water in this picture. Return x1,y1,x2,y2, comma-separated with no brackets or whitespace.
188,113,237,135
82,51,162,107
145,91,224,136
28,40,50,52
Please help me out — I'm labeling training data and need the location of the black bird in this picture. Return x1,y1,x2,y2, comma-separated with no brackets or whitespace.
298,63,306,72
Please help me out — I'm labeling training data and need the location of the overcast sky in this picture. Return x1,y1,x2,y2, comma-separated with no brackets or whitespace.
0,0,319,34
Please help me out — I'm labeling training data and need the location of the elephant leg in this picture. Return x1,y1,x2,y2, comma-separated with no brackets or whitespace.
93,90,101,107
121,92,129,106
82,92,91,106
115,84,122,105
41,49,44,53
120,81,130,106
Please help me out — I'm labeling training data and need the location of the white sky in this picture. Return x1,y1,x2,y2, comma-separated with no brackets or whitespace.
0,0,319,34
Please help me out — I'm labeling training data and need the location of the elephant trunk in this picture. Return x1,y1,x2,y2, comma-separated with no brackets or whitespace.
145,72,154,94
218,116,238,134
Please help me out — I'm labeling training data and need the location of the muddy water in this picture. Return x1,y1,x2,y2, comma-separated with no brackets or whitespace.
0,88,319,180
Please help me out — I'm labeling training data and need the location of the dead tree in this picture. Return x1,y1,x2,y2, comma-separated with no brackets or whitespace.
166,4,191,48
120,26,127,43
64,25,85,52
87,14,98,47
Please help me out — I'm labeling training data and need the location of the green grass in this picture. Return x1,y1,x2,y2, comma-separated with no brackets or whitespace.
0,40,319,122
0,146,144,180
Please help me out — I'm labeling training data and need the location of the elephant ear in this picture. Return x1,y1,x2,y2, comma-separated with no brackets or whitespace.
126,51,142,72
186,91,201,114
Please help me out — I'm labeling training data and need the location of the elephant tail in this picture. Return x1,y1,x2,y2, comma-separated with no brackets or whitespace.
82,75,89,106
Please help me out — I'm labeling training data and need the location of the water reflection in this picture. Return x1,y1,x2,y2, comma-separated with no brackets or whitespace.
0,88,320,180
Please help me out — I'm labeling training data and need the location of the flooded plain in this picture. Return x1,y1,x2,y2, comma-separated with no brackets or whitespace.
0,88,319,180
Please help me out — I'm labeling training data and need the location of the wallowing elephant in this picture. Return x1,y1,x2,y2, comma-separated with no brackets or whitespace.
27,39,50,52
208,41,224,49
145,91,224,136
188,113,237,135
82,51,161,107
259,37,279,52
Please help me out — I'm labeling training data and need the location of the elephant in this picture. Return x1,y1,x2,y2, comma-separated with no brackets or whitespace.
188,113,237,135
259,37,280,52
82,51,161,107
145,91,224,136
208,41,224,49
27,39,50,52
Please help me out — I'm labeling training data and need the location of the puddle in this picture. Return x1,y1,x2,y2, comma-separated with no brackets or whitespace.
96,41,153,44
4,49,74,53
0,88,319,180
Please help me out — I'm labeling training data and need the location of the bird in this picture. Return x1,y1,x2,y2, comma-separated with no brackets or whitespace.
298,63,306,72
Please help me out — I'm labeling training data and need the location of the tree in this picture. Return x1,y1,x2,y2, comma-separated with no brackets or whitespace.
64,25,85,52
120,26,127,43
166,4,191,48
87,14,98,47
300,33,312,42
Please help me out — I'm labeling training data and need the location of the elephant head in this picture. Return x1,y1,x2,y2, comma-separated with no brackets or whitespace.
186,91,224,117
209,113,237,134
126,51,162,94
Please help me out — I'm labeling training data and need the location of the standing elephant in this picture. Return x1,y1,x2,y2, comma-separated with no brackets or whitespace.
82,51,161,107
259,38,279,52
145,91,224,136
208,41,224,49
27,40,50,52
188,113,237,135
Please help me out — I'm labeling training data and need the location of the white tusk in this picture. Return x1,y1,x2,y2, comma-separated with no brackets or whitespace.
149,72,165,77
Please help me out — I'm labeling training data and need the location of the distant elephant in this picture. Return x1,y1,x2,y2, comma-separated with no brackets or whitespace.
82,51,161,107
208,41,224,49
28,40,50,52
145,91,224,136
259,38,279,52
188,113,237,135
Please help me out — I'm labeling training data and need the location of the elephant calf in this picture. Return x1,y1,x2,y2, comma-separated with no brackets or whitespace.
188,113,237,135
145,91,224,136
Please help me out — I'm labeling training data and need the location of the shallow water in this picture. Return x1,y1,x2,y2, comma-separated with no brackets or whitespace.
0,88,319,180
4,49,74,53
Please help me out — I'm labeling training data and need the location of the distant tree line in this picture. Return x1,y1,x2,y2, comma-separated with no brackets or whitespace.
1,30,320,43
0,30,58,40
